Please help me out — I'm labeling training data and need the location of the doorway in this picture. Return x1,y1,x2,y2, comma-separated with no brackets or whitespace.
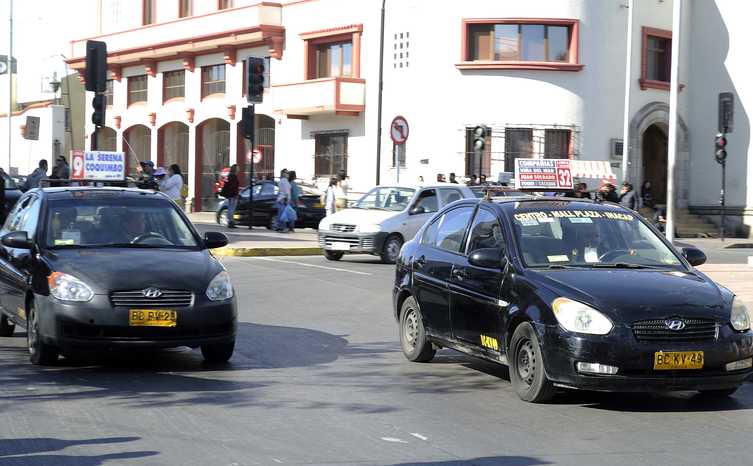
642,124,668,204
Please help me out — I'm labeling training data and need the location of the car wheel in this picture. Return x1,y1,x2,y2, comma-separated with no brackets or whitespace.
324,250,344,261
509,322,554,403
217,207,228,227
381,235,403,264
0,315,15,337
201,339,235,364
698,387,739,398
400,296,435,363
27,303,59,366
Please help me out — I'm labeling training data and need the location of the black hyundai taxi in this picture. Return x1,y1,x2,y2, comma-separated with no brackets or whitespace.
0,187,237,365
393,197,753,402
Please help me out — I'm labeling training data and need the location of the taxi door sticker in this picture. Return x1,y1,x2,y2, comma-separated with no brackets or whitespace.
480,334,499,351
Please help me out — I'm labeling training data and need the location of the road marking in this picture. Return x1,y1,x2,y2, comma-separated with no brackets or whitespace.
254,257,372,275
381,437,408,444
410,433,429,441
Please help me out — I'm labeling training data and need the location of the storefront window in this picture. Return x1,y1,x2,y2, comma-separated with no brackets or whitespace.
160,122,189,185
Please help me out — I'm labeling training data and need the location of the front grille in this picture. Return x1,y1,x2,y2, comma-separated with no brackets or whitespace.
320,234,374,251
331,224,356,233
110,290,194,308
631,318,718,342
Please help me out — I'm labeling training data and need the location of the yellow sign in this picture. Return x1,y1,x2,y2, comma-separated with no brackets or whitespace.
654,351,704,370
480,334,499,351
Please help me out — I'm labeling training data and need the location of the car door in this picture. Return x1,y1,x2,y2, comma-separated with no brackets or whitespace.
412,206,475,338
449,207,507,353
0,197,29,318
401,188,439,241
0,194,40,322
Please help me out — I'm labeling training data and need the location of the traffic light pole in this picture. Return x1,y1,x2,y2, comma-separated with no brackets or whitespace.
720,159,726,241
247,104,255,230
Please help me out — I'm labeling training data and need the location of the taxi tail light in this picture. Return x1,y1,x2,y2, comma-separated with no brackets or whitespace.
576,362,619,375
725,358,752,372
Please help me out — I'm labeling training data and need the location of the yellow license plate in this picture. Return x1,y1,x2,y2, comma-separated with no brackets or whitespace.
313,202,323,208
654,351,704,370
129,309,177,327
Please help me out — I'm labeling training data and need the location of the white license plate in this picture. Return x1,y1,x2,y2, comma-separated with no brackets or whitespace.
330,242,351,251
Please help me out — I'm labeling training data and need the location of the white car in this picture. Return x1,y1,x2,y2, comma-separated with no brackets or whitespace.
318,183,475,263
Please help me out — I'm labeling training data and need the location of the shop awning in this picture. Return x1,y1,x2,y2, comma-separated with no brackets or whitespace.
571,160,616,181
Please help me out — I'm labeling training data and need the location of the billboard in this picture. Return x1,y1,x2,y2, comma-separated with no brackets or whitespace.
515,159,573,190
71,150,126,181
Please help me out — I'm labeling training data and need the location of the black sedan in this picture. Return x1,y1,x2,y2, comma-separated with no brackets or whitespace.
216,181,325,229
393,197,753,402
0,187,237,365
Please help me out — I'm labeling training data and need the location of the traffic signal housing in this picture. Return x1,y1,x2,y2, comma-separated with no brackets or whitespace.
473,125,489,152
242,106,254,140
85,40,108,93
715,133,727,164
91,94,106,128
247,57,266,104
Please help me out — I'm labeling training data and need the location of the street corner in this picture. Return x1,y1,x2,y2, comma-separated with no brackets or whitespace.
211,246,323,257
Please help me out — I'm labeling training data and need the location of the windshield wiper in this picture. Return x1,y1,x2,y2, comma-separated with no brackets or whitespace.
590,263,660,269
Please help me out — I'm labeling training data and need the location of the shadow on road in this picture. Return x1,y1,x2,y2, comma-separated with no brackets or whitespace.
387,456,551,466
0,436,157,466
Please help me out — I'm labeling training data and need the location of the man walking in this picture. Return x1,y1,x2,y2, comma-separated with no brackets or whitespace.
619,182,638,211
23,159,48,191
221,165,240,228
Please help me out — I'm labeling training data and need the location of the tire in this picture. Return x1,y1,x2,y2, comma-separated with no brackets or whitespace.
399,296,435,363
381,235,403,264
201,339,235,364
0,314,15,337
509,322,554,403
324,250,344,261
698,387,739,398
217,207,228,226
27,303,59,366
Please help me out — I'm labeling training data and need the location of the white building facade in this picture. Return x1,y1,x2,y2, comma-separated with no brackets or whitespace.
66,0,753,236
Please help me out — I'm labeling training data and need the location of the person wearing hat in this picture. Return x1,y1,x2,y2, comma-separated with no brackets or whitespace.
136,160,159,190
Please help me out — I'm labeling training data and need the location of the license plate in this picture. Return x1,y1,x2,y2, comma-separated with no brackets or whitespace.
129,309,177,327
313,202,323,208
654,351,704,370
330,242,351,251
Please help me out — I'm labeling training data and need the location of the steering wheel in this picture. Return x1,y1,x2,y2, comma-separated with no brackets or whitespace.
598,249,631,262
131,232,170,244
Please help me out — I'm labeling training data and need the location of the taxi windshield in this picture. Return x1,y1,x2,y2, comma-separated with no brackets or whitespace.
44,197,199,249
354,187,415,211
512,206,683,269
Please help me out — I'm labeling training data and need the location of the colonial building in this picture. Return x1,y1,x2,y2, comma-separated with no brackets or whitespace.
63,0,752,236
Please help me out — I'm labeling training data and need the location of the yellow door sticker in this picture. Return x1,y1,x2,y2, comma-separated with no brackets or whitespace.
480,334,499,351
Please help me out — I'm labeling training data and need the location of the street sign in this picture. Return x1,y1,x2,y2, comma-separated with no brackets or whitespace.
23,116,40,140
390,116,409,144
719,92,734,133
71,150,126,180
252,149,262,164
515,159,574,190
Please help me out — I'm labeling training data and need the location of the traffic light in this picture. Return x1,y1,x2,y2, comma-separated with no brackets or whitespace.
91,94,106,127
85,40,107,93
242,106,254,140
473,125,488,152
715,133,727,164
246,57,266,104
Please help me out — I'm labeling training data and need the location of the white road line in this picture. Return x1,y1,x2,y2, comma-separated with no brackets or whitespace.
410,433,429,441
381,437,408,444
253,257,372,275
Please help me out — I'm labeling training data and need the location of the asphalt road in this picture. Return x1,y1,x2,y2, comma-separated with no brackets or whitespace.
0,255,751,466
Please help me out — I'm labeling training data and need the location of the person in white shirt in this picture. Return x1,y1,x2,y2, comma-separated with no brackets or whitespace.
160,164,184,208
275,169,291,231
335,169,349,211
324,177,338,216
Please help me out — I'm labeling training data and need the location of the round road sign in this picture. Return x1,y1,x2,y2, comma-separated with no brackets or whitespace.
390,116,409,144
247,149,263,164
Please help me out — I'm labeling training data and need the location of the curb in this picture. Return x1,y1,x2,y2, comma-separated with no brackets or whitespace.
212,246,322,257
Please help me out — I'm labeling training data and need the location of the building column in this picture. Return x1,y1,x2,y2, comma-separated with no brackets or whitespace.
187,123,197,213
116,129,123,152
150,124,159,166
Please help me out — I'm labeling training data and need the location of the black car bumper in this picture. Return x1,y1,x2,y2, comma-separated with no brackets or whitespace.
539,323,753,392
37,295,237,351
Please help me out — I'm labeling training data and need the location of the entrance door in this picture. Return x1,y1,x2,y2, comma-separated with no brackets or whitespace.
642,124,668,204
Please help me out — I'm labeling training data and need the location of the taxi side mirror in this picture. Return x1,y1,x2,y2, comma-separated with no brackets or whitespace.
410,205,426,215
681,247,706,267
468,248,506,270
1,231,33,250
204,232,229,249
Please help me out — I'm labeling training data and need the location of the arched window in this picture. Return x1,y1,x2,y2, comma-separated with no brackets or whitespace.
123,125,152,178
196,119,230,211
159,122,189,185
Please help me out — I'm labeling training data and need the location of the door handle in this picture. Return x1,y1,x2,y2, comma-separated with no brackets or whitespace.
452,268,466,280
413,255,426,269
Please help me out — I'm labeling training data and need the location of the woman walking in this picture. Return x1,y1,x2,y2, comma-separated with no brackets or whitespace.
220,165,240,228
324,177,338,216
160,164,185,209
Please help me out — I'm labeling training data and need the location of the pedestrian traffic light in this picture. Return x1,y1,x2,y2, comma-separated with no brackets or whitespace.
242,106,254,140
473,125,488,152
247,57,266,104
85,40,107,93
91,94,106,128
715,133,727,164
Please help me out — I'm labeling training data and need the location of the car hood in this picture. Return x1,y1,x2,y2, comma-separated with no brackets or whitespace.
43,248,222,294
529,268,729,322
321,208,400,227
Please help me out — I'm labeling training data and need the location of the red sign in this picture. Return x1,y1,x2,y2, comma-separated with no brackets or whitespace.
390,116,409,144
515,159,574,190
71,150,85,180
246,149,263,164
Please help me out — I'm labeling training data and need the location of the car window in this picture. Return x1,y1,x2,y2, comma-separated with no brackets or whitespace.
262,183,278,196
421,218,440,246
2,173,17,190
439,188,464,206
18,195,42,237
466,208,505,254
354,187,415,211
434,206,474,253
414,189,438,213
2,195,32,234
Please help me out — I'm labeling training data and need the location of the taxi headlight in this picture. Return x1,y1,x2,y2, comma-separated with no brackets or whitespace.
358,224,381,233
206,271,234,301
552,297,613,335
730,298,751,331
318,218,332,231
48,272,94,302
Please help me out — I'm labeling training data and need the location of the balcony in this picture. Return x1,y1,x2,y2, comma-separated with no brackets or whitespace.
272,77,365,118
67,3,284,70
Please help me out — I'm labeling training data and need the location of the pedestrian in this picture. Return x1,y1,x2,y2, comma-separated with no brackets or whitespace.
288,170,301,233
467,174,478,186
619,182,638,210
51,155,70,180
436,174,444,183
136,160,159,190
335,170,349,211
480,174,487,185
23,159,48,191
161,164,185,208
449,173,458,184
220,164,240,228
641,181,655,208
418,175,424,183
597,181,619,203
324,176,338,216
275,169,291,231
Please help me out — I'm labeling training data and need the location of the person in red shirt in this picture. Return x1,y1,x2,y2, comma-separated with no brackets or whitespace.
220,165,240,228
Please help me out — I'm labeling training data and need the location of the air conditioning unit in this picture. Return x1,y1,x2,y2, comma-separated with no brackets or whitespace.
610,138,624,160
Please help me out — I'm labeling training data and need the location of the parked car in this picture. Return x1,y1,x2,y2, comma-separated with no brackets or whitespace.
393,196,752,402
318,183,475,264
0,186,237,365
215,180,325,229
470,185,529,198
